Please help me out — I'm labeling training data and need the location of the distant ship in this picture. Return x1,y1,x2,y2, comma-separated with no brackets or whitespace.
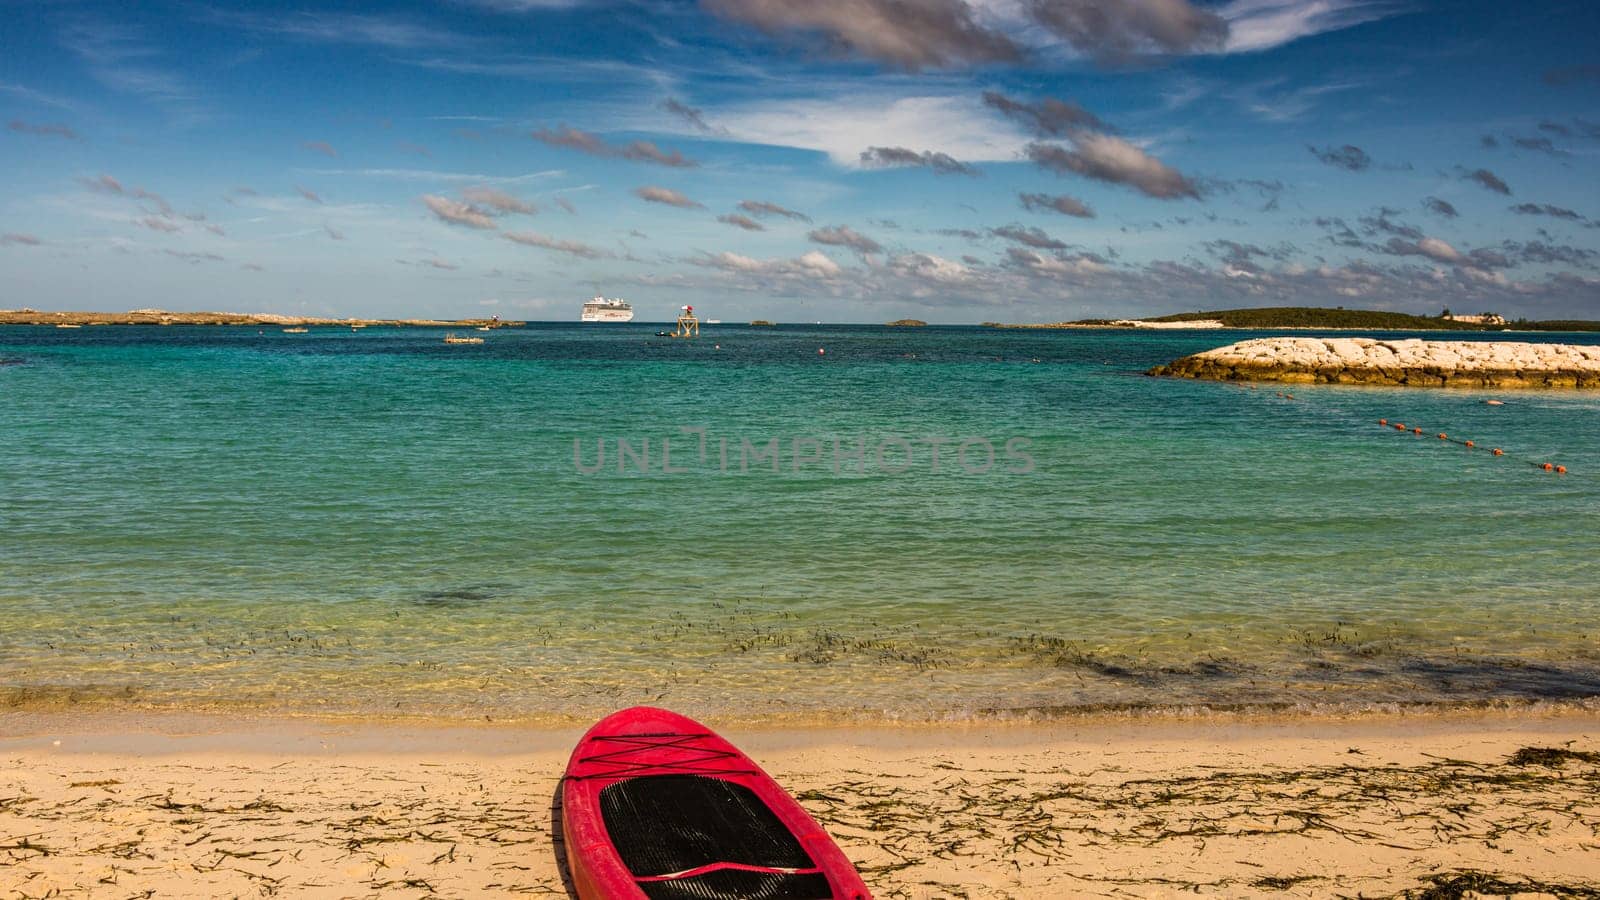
580,296,634,323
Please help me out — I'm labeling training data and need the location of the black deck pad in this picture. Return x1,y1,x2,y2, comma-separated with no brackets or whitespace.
599,774,817,876
638,869,835,900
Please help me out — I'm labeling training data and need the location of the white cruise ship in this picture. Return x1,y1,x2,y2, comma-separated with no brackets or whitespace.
580,296,634,322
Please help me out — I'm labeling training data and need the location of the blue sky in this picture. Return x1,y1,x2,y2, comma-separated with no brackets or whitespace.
2,0,1598,322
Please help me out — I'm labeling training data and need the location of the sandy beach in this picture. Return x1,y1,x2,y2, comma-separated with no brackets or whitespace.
3,709,1597,898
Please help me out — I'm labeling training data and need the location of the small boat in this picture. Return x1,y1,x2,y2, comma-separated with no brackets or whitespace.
476,325,492,331
282,327,309,334
55,323,82,329
705,319,722,324
562,707,871,900
443,333,484,345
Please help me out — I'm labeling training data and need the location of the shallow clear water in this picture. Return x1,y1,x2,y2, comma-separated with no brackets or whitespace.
2,324,1598,722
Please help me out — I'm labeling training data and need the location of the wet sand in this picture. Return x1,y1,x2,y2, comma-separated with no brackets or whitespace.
2,709,1597,898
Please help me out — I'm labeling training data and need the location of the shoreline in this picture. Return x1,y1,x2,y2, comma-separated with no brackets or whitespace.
6,690,1600,730
4,707,1596,897
0,309,520,328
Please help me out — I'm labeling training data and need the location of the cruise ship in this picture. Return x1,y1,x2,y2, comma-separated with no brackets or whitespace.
580,296,634,323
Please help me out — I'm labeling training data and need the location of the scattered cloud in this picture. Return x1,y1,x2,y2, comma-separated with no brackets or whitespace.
209,9,472,51
717,213,766,231
1510,203,1584,221
59,20,202,123
739,199,811,222
297,167,563,184
991,224,1069,250
1504,240,1595,268
808,224,882,254
1379,236,1470,266
164,249,226,263
662,98,718,134
324,223,345,240
1026,0,1227,61
691,249,842,280
701,0,1022,70
422,194,497,228
534,125,697,167
1459,167,1511,195
859,145,977,175
554,196,577,214
889,252,971,284
1,233,42,246
7,120,79,140
1359,207,1422,240
1221,0,1401,54
1307,143,1371,171
1027,134,1200,200
462,186,536,215
297,185,324,204
302,140,338,158
1421,196,1458,218
711,93,1030,167
504,230,611,258
1019,192,1095,218
981,91,1112,137
1508,134,1565,156
633,185,703,208
138,216,182,233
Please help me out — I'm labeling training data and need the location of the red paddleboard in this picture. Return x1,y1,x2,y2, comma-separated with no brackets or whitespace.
561,706,872,900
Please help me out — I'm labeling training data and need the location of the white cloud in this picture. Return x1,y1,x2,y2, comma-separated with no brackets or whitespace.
1218,0,1402,53
299,168,563,184
708,93,1031,166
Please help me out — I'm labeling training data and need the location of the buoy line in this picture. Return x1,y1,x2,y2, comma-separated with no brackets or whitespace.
1376,418,1567,474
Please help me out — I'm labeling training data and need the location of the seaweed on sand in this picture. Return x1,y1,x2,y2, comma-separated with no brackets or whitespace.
1404,870,1600,899
1507,746,1600,767
792,745,1600,897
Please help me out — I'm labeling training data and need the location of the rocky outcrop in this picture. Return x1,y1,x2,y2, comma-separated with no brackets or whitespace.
1149,337,1600,388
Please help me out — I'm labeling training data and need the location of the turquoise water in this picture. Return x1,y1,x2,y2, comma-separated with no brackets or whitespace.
3,324,1598,722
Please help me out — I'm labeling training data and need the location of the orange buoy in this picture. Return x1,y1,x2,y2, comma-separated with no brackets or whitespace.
1285,394,1294,400
1412,427,1423,435
1557,465,1567,474
1437,433,1447,440
1492,448,1503,456
1379,418,1388,425
1542,462,1554,471
1465,440,1475,448
1395,423,1406,430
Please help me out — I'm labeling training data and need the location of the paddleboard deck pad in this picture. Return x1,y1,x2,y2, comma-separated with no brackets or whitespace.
561,706,872,900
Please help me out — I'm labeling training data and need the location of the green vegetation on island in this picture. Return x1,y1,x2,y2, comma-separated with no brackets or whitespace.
1150,307,1490,329
991,307,1600,332
885,319,927,327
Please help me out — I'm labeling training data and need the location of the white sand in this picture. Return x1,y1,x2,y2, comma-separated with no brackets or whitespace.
2,709,1597,898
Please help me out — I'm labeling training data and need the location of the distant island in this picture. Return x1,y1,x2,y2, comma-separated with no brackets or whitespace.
749,319,776,326
0,308,517,328
988,306,1600,332
885,319,927,327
